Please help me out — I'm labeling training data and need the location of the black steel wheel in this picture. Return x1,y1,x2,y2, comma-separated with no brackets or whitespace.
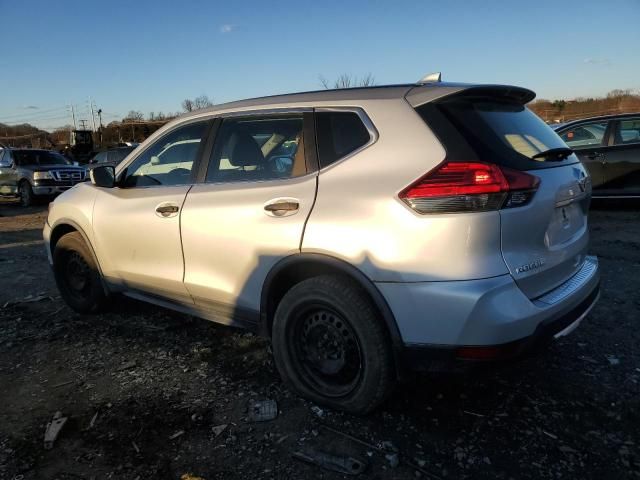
272,275,395,414
53,232,107,313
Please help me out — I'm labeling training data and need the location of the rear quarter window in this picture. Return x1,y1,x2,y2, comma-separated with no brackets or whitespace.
315,111,371,169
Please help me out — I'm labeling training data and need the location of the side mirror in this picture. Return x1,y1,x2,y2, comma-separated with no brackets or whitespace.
90,165,116,188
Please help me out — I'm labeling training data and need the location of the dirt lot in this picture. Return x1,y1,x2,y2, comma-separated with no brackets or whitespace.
0,199,638,480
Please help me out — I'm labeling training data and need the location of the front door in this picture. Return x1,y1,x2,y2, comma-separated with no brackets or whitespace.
180,112,318,326
558,120,610,188
0,150,18,195
92,120,210,303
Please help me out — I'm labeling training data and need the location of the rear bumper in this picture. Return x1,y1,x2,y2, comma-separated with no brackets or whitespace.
376,256,600,371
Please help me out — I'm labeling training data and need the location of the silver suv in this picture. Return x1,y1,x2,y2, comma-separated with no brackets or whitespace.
44,80,600,413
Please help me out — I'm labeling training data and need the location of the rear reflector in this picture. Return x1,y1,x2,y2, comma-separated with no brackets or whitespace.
399,161,539,214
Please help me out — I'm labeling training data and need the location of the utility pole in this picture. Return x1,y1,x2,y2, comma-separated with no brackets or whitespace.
97,108,103,146
69,104,77,130
89,98,97,133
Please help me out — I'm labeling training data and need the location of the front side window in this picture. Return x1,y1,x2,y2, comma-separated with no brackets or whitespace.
559,121,608,149
615,119,640,145
121,122,206,187
206,115,306,183
93,152,108,163
315,111,370,169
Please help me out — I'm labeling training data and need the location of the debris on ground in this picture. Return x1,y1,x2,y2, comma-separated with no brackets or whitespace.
169,430,185,440
115,360,137,372
180,474,206,480
293,448,367,475
385,452,400,468
211,424,228,437
43,411,68,449
310,405,326,418
248,399,278,422
606,355,620,365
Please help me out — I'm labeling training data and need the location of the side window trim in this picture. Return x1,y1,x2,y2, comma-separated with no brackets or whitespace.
559,120,611,150
313,107,378,172
115,118,213,188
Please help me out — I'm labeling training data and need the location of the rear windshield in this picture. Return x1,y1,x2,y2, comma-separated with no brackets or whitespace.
421,98,579,170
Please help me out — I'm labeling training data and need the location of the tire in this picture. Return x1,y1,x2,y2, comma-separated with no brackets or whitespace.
19,181,35,207
52,232,107,313
272,275,395,414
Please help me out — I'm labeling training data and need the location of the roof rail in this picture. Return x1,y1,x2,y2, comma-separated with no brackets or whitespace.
417,72,442,84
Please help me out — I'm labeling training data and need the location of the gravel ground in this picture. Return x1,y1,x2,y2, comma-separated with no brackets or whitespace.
0,199,638,479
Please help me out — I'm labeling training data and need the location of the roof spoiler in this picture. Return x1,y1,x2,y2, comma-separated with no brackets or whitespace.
406,84,536,107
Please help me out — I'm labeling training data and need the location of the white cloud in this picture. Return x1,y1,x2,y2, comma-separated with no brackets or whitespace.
220,24,235,34
583,58,611,66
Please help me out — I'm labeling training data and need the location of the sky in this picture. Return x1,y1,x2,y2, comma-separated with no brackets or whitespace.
1,0,639,131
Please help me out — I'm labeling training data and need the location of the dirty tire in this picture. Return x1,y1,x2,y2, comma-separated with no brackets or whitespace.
272,275,395,414
19,181,35,207
53,232,107,314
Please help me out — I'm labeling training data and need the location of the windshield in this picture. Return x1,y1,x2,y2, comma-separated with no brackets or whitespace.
14,150,71,166
435,98,578,170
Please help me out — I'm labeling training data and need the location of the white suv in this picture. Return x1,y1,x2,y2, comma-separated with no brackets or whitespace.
44,80,600,413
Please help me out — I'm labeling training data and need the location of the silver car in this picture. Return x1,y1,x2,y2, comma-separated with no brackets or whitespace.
44,79,600,413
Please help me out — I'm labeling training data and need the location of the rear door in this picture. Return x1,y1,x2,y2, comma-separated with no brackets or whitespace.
600,117,640,195
0,150,18,195
432,92,591,298
557,120,611,188
180,111,318,326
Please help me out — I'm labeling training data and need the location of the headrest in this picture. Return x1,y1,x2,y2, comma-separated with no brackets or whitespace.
229,132,265,167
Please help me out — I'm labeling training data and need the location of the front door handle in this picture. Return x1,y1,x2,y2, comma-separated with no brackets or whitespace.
155,203,180,217
264,199,299,217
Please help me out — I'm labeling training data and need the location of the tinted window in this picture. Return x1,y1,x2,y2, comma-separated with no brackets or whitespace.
93,152,108,163
121,122,206,187
206,115,306,183
108,148,134,164
560,121,608,149
615,119,640,145
426,99,579,170
315,111,370,168
13,150,70,166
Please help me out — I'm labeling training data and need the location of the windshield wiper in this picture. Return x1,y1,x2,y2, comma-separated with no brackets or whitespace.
531,147,573,161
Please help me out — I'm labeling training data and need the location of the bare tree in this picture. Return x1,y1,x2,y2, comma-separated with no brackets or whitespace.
319,73,375,89
182,99,194,112
194,95,214,110
123,110,144,121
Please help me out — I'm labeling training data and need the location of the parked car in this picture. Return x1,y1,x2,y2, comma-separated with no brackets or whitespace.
44,80,600,413
89,146,137,167
0,148,87,206
553,113,640,197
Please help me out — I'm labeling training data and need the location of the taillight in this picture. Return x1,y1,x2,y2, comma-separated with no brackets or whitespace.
399,161,539,214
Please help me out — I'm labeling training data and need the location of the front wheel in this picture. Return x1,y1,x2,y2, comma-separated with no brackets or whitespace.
52,232,107,313
18,181,35,207
272,275,395,414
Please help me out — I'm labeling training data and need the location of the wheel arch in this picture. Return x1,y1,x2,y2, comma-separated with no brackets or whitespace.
49,219,106,282
260,253,405,374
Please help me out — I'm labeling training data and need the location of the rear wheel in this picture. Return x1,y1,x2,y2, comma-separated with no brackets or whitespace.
18,181,35,207
272,275,395,414
53,232,107,313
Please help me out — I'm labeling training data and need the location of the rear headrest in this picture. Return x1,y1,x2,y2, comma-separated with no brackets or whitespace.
230,132,265,167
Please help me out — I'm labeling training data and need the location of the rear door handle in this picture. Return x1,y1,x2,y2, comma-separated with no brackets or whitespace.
587,152,604,160
155,203,180,217
264,199,299,217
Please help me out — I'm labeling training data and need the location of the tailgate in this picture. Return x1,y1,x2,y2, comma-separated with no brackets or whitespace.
500,163,591,298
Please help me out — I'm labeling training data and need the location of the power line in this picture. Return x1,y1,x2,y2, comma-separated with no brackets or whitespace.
0,106,68,121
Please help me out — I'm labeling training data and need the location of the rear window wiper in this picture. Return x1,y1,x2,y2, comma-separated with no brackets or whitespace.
531,147,573,161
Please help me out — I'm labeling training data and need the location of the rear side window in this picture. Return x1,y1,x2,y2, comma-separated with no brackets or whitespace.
315,111,370,169
615,119,640,145
420,98,579,170
559,121,608,149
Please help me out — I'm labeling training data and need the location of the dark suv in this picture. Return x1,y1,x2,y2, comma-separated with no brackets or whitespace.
0,148,87,206
554,113,640,197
